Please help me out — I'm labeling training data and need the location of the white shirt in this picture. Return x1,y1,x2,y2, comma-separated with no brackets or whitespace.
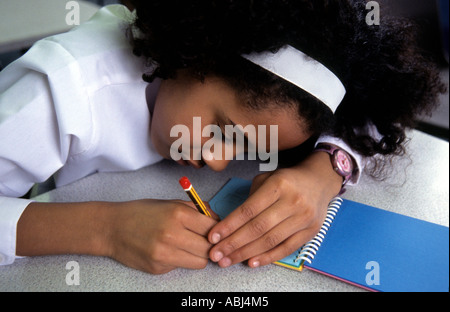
0,5,364,266
0,5,163,265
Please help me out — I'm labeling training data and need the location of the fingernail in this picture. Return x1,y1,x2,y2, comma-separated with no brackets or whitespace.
211,233,221,244
220,257,232,268
213,251,223,262
252,260,260,268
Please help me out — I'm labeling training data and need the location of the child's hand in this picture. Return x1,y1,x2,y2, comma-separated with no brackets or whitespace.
207,152,343,268
106,199,218,274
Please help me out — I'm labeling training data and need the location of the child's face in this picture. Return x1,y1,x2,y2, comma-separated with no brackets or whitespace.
150,72,311,171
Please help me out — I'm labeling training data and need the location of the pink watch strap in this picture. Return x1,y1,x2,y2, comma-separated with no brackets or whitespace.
314,143,356,194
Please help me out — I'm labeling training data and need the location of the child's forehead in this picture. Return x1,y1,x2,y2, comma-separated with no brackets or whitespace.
224,104,308,147
228,99,301,127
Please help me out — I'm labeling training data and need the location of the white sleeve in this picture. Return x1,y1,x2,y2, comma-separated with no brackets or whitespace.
0,39,91,265
0,197,33,265
0,60,61,265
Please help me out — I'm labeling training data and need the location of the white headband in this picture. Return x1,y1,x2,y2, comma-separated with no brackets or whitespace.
242,45,346,113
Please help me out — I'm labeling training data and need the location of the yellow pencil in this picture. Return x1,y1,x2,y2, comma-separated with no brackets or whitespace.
179,176,211,218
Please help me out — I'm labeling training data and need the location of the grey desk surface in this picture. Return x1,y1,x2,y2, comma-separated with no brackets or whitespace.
1,130,448,292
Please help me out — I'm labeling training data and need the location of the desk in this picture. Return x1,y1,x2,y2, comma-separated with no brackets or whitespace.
0,130,448,292
0,0,100,54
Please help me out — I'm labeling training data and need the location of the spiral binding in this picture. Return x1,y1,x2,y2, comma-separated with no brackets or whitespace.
295,197,343,265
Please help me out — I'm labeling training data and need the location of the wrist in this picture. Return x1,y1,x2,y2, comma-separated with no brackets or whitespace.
297,151,344,199
88,201,117,258
16,201,115,258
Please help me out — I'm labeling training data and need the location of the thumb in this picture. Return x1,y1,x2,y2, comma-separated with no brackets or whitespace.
178,200,220,221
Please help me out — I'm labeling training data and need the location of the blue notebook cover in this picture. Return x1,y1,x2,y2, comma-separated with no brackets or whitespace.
208,178,449,292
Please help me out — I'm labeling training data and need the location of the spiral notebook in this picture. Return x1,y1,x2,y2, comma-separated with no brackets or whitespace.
208,178,449,292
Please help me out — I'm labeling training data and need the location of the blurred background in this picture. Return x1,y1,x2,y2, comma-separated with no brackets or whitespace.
0,0,448,141
378,0,449,141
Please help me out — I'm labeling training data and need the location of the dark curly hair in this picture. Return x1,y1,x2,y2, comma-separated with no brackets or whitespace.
129,0,446,176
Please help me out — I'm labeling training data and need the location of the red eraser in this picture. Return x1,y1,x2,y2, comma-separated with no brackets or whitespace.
179,176,191,190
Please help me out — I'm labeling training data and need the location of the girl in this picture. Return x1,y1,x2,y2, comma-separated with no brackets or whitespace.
0,0,444,274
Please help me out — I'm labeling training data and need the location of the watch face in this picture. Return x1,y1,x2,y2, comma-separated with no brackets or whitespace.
333,150,353,176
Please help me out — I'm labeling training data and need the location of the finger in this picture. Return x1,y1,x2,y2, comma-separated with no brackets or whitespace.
210,200,289,262
149,216,213,270
208,176,282,245
216,214,306,268
248,226,320,268
204,201,220,221
177,229,214,259
177,200,220,222
161,245,210,270
141,233,211,274
175,202,218,236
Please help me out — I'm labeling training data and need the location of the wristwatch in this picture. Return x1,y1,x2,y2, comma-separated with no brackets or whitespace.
314,143,355,188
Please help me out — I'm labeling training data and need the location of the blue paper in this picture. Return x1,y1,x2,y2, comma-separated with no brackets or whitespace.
208,178,449,292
